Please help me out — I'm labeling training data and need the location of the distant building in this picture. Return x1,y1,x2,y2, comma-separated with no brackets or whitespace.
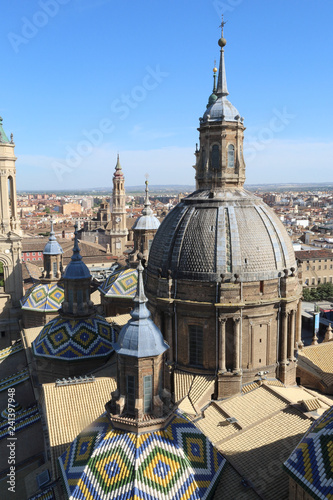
61,202,82,215
295,249,333,286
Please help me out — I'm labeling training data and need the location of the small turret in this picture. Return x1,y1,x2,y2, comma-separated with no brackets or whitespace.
61,223,94,316
106,260,171,431
42,218,63,280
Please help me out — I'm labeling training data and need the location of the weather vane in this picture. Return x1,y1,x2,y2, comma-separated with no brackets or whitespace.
219,14,227,35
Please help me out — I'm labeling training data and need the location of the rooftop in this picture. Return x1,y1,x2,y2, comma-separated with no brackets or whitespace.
295,249,333,260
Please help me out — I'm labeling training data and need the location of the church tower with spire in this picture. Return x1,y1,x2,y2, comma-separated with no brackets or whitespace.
195,18,246,190
0,115,22,342
109,155,128,256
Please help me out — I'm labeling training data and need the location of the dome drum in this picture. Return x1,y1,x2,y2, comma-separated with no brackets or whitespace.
147,189,297,283
147,254,301,397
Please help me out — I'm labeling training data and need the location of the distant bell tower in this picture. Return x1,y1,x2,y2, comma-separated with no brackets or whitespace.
109,155,128,256
0,116,22,341
195,19,246,190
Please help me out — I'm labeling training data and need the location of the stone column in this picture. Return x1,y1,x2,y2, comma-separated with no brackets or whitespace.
296,301,303,348
218,317,227,372
233,317,240,372
288,310,296,361
280,311,288,364
164,311,173,363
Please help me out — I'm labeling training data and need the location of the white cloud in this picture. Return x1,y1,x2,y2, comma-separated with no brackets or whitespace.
16,139,333,191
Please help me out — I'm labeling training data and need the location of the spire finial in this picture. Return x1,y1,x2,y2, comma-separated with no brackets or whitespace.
71,222,82,261
216,15,229,97
116,154,121,169
49,216,55,239
134,259,147,303
142,176,153,216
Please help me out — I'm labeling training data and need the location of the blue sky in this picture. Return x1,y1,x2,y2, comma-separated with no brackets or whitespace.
1,0,333,190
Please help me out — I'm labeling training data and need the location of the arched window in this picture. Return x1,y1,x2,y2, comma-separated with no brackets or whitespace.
189,325,203,367
211,145,220,170
228,144,235,168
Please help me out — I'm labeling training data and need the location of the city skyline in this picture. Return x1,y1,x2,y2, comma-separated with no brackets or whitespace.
1,0,333,190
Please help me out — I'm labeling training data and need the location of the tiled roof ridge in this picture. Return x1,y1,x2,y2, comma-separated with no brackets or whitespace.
210,401,243,430
0,368,29,392
260,382,294,406
0,340,23,360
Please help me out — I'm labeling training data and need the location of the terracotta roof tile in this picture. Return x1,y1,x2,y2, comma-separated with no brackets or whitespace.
295,249,333,260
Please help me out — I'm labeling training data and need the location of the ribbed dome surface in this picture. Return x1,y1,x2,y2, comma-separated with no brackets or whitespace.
147,189,296,282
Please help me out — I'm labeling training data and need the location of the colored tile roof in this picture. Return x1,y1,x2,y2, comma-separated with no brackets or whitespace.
33,315,115,360
99,267,138,298
0,368,29,392
21,283,64,312
58,411,226,500
28,488,54,500
284,405,333,500
0,340,23,361
0,403,41,440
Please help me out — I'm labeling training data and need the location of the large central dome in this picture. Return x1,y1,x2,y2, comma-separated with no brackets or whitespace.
148,188,296,282
145,23,301,396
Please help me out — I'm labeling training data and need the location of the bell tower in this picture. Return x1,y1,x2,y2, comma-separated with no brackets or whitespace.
0,115,22,341
195,18,246,190
109,154,128,256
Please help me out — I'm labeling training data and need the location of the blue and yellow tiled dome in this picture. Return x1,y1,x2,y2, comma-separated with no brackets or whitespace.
99,268,138,298
284,405,333,499
58,411,225,500
32,315,115,360
20,283,64,312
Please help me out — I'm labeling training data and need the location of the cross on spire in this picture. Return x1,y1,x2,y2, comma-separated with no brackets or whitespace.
219,14,227,36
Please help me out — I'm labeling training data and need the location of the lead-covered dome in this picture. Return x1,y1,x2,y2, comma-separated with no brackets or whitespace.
202,96,241,123
148,188,296,282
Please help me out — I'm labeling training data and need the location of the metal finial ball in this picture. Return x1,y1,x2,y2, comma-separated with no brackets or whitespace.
218,37,227,47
